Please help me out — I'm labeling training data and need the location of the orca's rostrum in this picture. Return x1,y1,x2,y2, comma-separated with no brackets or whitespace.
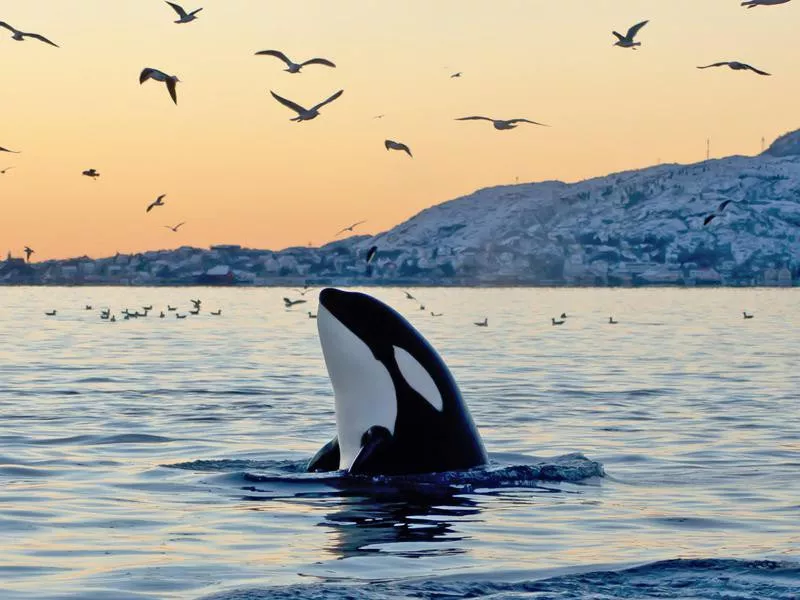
308,288,488,476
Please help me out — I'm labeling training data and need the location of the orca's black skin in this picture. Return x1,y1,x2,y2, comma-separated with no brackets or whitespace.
308,288,488,476
308,437,340,472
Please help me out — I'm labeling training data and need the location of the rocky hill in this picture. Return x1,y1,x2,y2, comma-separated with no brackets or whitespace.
3,131,800,287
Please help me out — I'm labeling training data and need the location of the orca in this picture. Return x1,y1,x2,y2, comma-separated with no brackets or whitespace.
307,288,488,476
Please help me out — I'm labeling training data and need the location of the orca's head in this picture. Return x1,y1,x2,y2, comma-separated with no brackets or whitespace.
317,288,456,470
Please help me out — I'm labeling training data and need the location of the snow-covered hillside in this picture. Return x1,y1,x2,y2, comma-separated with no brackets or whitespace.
4,132,800,286
362,138,800,286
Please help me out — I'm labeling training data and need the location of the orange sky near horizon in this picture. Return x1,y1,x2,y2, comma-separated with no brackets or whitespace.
2,0,799,261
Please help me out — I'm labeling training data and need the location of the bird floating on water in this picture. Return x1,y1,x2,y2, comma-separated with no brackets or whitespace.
741,0,791,7
431,312,443,317
255,50,336,73
82,168,100,179
743,311,755,319
560,312,568,319
612,20,649,49
270,89,343,122
147,194,166,212
335,220,366,236
140,68,180,105
210,310,221,316
308,311,317,319
552,317,565,326
0,22,59,47
45,310,56,316
385,140,413,157
456,116,548,130
609,316,618,324
474,318,488,327
167,305,177,311
165,222,186,232
697,61,771,76
165,1,203,23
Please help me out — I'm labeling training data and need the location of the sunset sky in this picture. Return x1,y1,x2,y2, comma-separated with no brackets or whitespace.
2,0,798,260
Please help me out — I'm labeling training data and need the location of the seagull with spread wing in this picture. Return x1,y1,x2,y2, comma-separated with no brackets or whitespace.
165,1,203,23
612,20,649,49
147,194,167,212
0,146,20,153
140,68,180,105
270,89,343,122
385,140,413,157
255,50,336,73
336,220,366,236
24,246,34,262
0,21,59,47
455,116,548,130
0,166,13,174
697,61,771,76
165,222,186,232
742,0,791,7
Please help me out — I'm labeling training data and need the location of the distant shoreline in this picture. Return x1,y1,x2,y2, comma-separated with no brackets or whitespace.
0,281,796,289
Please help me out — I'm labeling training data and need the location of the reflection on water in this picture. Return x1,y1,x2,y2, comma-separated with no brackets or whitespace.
0,286,798,600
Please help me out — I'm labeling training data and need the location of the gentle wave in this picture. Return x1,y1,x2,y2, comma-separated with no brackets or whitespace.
201,558,800,600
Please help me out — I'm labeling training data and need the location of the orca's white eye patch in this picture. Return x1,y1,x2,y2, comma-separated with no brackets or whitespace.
393,346,443,411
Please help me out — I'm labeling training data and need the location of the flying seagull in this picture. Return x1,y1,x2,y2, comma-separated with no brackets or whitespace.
270,89,343,122
255,50,336,73
165,1,203,23
147,194,166,212
385,139,413,157
451,72,462,78
82,168,100,179
742,0,791,7
283,297,307,308
612,20,649,49
140,68,180,105
0,22,59,47
703,199,733,226
0,166,13,174
404,291,416,301
0,146,19,153
455,116,548,130
697,61,771,76
24,246,34,262
336,220,366,236
165,222,186,232
366,245,378,264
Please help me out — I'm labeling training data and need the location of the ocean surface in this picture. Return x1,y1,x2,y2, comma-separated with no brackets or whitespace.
0,286,797,600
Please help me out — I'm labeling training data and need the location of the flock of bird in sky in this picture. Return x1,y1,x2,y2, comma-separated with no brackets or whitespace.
1,0,792,264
